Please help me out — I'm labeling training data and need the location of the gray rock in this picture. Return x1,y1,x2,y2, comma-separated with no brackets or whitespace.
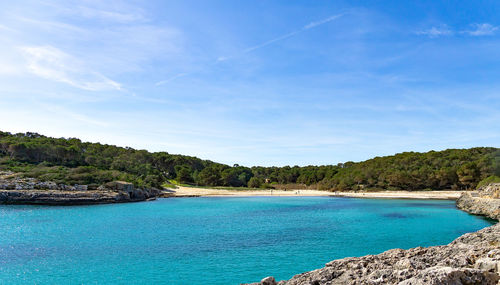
0,175,160,205
74,184,88,191
0,187,160,205
260,276,277,285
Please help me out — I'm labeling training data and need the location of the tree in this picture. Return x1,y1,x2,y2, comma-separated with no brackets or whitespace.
196,165,224,186
175,165,193,184
457,162,480,189
248,177,262,188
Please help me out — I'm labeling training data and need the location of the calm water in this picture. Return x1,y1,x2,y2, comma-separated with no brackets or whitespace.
0,197,494,284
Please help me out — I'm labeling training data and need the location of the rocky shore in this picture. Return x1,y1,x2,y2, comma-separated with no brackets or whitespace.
456,183,500,221
0,188,160,205
0,172,161,205
248,184,500,285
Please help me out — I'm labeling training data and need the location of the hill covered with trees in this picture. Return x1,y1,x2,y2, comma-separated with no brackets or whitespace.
0,131,498,191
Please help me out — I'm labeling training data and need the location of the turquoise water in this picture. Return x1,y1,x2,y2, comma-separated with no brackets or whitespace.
0,197,494,284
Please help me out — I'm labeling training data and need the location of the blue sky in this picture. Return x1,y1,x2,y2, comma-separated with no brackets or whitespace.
1,0,500,166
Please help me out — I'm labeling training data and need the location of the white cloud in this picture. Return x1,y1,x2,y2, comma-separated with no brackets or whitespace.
38,0,146,23
0,24,15,32
21,45,122,91
417,23,499,38
416,26,452,38
76,6,145,23
16,16,87,34
463,23,498,36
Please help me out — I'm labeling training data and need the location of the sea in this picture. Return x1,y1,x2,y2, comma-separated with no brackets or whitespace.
0,197,494,284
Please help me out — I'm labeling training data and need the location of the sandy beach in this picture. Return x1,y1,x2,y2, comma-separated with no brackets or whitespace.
330,190,463,200
168,186,463,200
168,186,333,197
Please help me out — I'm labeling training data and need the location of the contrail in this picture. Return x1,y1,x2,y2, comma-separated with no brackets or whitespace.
155,73,188,86
157,14,345,86
217,13,344,61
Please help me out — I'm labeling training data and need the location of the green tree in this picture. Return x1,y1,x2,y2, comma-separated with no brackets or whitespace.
175,165,193,184
247,177,262,188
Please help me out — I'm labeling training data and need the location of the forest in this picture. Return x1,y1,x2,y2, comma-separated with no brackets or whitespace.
1,131,499,191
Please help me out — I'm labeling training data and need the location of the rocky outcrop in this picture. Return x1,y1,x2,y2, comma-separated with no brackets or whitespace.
0,188,160,205
457,184,500,221
0,172,161,205
247,186,500,285
478,183,500,199
0,172,91,191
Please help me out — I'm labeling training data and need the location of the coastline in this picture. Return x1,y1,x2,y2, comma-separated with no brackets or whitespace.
0,188,160,205
168,186,463,200
0,186,465,205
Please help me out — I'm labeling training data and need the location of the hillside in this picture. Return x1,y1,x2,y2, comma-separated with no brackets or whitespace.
0,131,498,191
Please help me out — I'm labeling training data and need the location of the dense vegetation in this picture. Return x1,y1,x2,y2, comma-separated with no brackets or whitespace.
1,131,499,191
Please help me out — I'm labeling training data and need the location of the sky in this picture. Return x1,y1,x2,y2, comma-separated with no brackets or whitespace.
1,0,500,166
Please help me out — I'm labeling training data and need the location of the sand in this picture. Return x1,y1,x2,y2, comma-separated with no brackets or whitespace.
331,190,462,200
168,186,463,200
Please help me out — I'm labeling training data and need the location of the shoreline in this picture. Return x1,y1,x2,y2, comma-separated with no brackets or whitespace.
0,188,159,205
330,190,462,200
168,186,463,200
0,187,465,205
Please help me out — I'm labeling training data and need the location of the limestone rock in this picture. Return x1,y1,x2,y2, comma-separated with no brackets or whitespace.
260,276,277,285
0,175,160,205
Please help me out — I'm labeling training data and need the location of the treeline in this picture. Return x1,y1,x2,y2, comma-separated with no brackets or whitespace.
0,132,214,188
0,131,499,190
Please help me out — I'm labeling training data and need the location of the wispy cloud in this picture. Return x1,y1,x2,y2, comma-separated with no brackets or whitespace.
0,24,15,32
463,23,498,36
21,45,122,91
16,16,87,34
155,73,188,86
38,1,146,23
417,23,499,38
416,26,452,38
217,14,344,61
76,6,145,23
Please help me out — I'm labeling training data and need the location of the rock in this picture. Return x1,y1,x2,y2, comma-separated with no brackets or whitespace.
399,266,499,285
457,192,500,221
74,184,88,191
0,187,159,205
260,276,277,285
475,258,499,273
478,183,500,199
0,177,160,205
104,181,134,192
